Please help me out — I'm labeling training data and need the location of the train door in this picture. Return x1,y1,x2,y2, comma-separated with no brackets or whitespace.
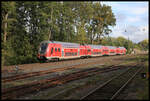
57,47,61,57
106,47,109,55
100,49,102,55
53,47,56,56
103,47,106,55
53,47,61,57
87,48,91,56
84,46,86,56
62,48,64,57
50,47,54,56
78,48,80,56
102,46,105,55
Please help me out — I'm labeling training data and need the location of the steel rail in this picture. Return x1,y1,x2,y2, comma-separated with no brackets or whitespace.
2,54,136,84
2,60,105,83
2,65,129,100
80,64,141,100
79,67,131,100
110,66,143,100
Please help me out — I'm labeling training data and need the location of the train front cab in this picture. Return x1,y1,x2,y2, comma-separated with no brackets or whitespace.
38,41,62,61
37,42,49,61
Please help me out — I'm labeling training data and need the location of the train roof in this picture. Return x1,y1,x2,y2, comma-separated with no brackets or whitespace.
41,41,80,48
118,46,125,49
88,44,103,49
40,41,126,49
107,46,117,49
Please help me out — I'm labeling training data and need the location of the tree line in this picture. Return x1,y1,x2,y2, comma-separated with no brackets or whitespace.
1,1,148,66
101,36,149,54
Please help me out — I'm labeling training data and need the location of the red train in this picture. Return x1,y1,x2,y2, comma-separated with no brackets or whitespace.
37,41,127,61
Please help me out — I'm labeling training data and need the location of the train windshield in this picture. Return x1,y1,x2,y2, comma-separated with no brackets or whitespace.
39,43,48,54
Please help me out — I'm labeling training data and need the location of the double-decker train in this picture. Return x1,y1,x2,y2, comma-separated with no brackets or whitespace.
37,41,127,61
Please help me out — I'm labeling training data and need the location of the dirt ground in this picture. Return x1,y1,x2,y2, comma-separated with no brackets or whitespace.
2,53,149,100
2,54,140,76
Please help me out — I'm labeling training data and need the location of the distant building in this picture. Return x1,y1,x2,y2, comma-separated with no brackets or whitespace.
132,48,148,54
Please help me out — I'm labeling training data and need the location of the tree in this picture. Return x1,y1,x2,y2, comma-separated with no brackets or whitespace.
116,36,127,46
1,2,16,43
1,1,17,66
92,3,116,44
77,23,88,44
1,1,117,66
138,39,149,51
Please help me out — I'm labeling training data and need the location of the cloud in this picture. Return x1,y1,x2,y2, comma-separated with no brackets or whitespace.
109,25,128,39
109,25,148,43
126,25,148,43
141,15,148,24
129,5,148,15
115,12,127,23
110,25,148,43
101,2,148,15
101,2,149,43
127,17,141,23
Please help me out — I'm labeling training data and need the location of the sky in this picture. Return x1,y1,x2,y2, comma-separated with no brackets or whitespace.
101,1,149,43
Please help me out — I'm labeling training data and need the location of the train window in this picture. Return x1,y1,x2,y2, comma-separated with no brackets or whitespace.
65,52,77,56
58,48,60,52
40,43,48,54
55,48,57,52
51,47,53,54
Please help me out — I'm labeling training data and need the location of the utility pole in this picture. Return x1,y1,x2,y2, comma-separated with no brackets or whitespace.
125,29,130,54
108,34,112,46
128,36,130,54
49,6,53,41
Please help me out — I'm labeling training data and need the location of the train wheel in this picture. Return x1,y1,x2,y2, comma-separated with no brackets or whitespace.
56,58,59,62
53,58,59,62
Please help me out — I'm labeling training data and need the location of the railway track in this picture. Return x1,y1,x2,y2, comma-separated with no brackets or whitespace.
2,60,106,83
2,64,131,100
2,54,127,76
80,64,143,100
1,55,107,72
3,57,131,83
